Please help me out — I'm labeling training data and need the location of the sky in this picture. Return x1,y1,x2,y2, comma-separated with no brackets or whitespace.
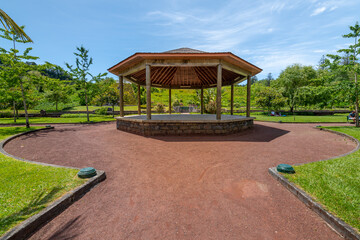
2,0,360,80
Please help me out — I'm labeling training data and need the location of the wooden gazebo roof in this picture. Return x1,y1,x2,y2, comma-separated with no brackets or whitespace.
108,48,262,89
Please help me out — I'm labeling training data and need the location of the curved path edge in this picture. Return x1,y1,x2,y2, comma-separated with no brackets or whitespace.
0,127,106,240
269,127,360,240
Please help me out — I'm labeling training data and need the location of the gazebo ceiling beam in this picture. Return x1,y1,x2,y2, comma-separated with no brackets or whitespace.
120,62,146,76
162,68,178,86
145,59,220,67
193,67,211,85
222,61,251,77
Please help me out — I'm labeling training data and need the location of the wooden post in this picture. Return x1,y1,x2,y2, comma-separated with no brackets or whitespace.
119,75,124,117
201,87,204,114
246,75,251,117
146,64,151,120
169,87,172,114
137,84,141,115
216,64,222,120
230,83,234,115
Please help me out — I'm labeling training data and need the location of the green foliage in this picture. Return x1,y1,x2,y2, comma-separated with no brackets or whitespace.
154,103,165,113
94,107,108,115
65,45,107,122
274,64,317,111
205,100,216,114
255,87,287,112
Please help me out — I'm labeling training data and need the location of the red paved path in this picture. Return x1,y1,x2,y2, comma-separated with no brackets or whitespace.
4,122,355,240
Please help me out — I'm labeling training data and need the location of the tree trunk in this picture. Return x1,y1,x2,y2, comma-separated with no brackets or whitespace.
13,101,16,123
85,89,90,122
20,79,30,128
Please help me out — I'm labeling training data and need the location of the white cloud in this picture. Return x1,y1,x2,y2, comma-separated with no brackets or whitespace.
311,6,326,16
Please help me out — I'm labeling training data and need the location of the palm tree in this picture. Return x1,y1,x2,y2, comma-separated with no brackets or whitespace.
0,8,32,42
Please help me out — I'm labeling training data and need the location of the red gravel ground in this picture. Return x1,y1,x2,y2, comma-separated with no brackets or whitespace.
4,122,356,240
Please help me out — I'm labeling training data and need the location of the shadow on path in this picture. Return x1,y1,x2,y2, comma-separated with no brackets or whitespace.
150,124,290,142
47,215,82,240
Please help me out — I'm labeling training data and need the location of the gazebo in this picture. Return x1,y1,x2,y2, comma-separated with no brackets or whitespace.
108,48,262,136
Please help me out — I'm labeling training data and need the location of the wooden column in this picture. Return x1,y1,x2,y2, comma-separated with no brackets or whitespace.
137,84,141,115
246,75,251,117
146,64,151,120
169,87,172,114
216,64,222,120
230,83,234,115
119,75,124,117
200,87,204,114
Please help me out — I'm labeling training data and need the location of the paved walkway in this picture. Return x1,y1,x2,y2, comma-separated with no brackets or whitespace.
4,122,355,239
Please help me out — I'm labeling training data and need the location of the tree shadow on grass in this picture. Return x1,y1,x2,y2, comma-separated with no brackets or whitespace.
0,187,63,235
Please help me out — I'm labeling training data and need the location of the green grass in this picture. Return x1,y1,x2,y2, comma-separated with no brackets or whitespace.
283,126,360,231
0,115,116,125
249,112,349,123
0,127,86,236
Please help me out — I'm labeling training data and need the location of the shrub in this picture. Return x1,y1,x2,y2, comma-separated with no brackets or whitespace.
0,112,13,118
205,100,216,114
154,103,165,113
61,113,99,118
95,107,108,115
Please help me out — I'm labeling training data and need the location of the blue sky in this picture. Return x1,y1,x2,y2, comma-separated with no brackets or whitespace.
2,0,360,79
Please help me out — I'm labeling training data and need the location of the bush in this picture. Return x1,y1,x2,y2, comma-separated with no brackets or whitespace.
95,107,108,115
0,112,13,118
61,113,100,118
205,100,216,114
154,103,165,113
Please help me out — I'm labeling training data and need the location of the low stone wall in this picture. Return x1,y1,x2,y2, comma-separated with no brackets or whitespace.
116,118,253,136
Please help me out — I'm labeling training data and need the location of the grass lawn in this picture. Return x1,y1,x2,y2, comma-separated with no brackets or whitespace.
0,114,116,125
283,126,360,231
0,127,86,236
249,112,349,123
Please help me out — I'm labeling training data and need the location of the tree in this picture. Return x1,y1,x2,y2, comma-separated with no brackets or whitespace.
265,73,273,87
251,75,258,85
0,9,32,42
274,64,317,113
338,22,360,127
66,46,106,122
0,26,38,128
44,78,72,111
255,87,286,113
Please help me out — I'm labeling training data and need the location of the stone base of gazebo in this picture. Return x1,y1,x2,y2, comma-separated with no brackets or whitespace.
116,114,254,136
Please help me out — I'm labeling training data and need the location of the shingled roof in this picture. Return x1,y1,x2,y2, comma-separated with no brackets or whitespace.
163,48,206,54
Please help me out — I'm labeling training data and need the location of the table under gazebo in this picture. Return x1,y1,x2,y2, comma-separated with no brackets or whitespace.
108,48,262,136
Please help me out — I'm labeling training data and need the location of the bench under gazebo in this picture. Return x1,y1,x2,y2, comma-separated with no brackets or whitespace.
108,48,262,136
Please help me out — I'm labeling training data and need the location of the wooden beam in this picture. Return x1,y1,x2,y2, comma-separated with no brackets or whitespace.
246,75,251,117
119,75,124,117
146,64,151,120
231,83,234,115
137,84,141,115
216,64,222,120
201,87,204,114
147,59,220,67
169,87,172,114
120,62,146,76
222,61,251,77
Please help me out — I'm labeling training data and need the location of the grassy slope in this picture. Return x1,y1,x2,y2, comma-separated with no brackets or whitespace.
0,127,85,236
284,126,360,231
249,112,348,123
